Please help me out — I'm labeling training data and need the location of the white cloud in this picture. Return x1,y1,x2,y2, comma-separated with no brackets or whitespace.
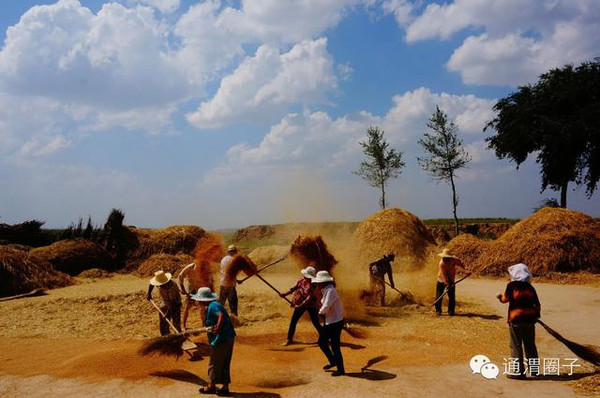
399,0,600,86
219,0,360,43
186,38,338,128
19,136,71,157
382,0,415,27
134,0,180,14
205,87,495,183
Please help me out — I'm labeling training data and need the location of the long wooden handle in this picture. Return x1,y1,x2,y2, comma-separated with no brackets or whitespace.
254,273,293,305
149,299,181,333
430,274,471,307
238,256,287,283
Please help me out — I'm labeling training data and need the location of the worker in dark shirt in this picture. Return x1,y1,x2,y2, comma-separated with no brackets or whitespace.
369,253,395,306
497,263,541,379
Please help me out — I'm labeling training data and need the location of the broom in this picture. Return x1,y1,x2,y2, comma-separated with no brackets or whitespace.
138,327,212,358
537,319,600,366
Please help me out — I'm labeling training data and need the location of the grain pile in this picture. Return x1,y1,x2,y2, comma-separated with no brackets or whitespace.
124,225,205,270
445,208,600,276
0,246,73,297
289,235,338,272
30,238,112,275
352,208,437,268
134,253,194,277
444,233,488,269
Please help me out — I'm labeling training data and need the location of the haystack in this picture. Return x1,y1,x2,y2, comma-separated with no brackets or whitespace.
0,246,73,297
352,208,436,268
289,235,337,272
458,208,600,276
30,238,112,276
124,225,206,270
444,233,488,269
135,253,194,277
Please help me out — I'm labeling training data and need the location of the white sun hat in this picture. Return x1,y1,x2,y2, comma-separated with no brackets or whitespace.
312,270,334,283
301,266,317,279
190,287,218,302
149,270,172,286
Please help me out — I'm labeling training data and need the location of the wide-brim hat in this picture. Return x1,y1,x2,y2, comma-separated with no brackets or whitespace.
437,248,457,259
190,287,218,302
312,270,334,283
301,266,316,279
227,244,238,253
150,270,172,286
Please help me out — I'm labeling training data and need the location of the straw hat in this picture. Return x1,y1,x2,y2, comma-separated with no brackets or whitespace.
437,248,457,259
190,287,218,302
301,266,316,279
149,270,172,286
312,270,334,283
227,244,238,254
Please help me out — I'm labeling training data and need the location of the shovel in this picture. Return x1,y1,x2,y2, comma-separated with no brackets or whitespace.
430,273,471,307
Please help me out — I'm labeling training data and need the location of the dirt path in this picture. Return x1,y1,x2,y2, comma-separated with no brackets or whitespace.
0,276,598,397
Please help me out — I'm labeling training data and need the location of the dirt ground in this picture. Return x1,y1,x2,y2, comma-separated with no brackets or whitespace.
0,272,598,397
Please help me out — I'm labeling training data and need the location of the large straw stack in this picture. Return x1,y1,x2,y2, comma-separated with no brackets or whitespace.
352,208,437,268
30,238,112,275
445,208,600,276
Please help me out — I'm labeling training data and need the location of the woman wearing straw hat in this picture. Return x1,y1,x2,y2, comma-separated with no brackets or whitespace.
146,270,182,335
496,263,541,379
435,248,470,316
191,287,236,396
313,270,345,376
280,266,322,346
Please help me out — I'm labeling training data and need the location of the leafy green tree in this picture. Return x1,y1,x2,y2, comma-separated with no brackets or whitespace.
354,126,405,209
418,106,471,235
485,59,600,208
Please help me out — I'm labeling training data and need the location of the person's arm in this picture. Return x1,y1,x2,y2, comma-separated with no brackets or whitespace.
212,311,225,334
282,279,300,297
532,287,541,318
439,262,450,286
496,284,511,303
177,263,193,295
319,287,332,315
386,264,395,288
146,284,154,301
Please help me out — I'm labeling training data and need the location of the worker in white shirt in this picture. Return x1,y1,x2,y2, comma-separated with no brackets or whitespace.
178,261,214,329
312,270,345,376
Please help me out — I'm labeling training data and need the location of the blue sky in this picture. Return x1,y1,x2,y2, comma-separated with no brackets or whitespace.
1,0,599,229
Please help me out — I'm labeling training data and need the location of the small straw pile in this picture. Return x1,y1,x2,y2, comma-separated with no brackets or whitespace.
289,235,338,272
0,246,73,297
352,208,437,269
29,238,112,275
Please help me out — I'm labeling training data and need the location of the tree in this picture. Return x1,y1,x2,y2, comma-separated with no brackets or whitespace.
485,59,600,208
354,126,405,209
417,106,471,235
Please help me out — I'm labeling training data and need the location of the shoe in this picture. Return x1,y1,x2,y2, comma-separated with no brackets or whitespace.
282,340,293,346
323,364,335,370
199,386,217,394
216,388,231,396
331,371,346,377
448,312,455,316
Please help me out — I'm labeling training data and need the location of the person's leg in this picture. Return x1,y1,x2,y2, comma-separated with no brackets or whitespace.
379,281,386,306
369,274,379,306
318,323,335,367
182,297,192,329
219,339,234,393
286,307,306,342
204,347,219,392
447,284,456,315
307,307,323,335
159,305,170,336
521,323,539,375
509,324,525,376
229,287,238,316
330,321,345,375
435,282,445,314
171,303,182,332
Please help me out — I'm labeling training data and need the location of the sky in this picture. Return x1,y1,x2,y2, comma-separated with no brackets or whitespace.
1,0,599,230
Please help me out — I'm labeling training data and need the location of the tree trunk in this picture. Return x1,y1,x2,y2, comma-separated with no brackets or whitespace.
560,181,568,208
450,174,459,236
380,183,386,210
